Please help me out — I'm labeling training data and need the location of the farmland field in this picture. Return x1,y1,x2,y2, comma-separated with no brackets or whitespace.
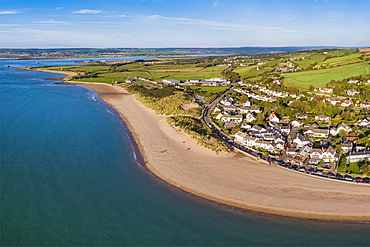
283,61,370,89
41,63,227,83
189,86,228,93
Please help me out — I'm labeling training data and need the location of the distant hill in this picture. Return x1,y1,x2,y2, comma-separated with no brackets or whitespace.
0,46,360,58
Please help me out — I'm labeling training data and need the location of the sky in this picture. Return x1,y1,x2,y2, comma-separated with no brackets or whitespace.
0,0,369,48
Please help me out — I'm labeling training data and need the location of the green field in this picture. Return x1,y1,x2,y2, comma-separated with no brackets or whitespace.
42,63,227,84
189,86,228,93
314,53,363,68
283,61,370,89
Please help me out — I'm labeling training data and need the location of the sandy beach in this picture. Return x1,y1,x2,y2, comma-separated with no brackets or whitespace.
68,82,370,222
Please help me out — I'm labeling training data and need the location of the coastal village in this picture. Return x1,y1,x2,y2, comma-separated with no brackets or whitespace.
155,52,370,181
29,48,370,181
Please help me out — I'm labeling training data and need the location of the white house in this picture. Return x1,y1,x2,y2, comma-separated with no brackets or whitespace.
315,114,331,122
221,114,243,124
356,117,370,126
220,97,234,106
330,123,352,136
292,133,311,148
244,112,257,123
347,151,370,163
268,112,280,123
319,88,333,93
341,100,353,107
291,119,302,128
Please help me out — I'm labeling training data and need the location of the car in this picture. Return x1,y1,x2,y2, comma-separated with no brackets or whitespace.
363,177,369,183
298,167,306,172
307,168,315,174
335,173,343,180
327,172,335,179
314,170,323,176
344,175,353,181
355,177,363,183
291,164,298,170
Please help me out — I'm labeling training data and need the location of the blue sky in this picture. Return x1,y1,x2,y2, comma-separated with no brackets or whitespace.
0,0,369,48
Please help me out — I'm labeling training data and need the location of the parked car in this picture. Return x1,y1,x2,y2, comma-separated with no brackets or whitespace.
355,177,363,183
363,177,369,183
291,164,298,170
327,172,335,179
307,168,315,174
344,175,353,181
298,167,306,172
314,170,323,176
335,173,343,180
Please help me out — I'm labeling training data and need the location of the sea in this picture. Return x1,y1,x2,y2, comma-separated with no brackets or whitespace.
1,58,369,246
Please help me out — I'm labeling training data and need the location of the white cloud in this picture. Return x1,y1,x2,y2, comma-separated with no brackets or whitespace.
72,9,102,14
212,0,219,8
0,11,19,14
118,15,127,18
140,14,299,33
325,11,345,18
33,20,70,24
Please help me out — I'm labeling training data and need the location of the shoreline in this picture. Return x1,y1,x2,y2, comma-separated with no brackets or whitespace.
33,69,370,222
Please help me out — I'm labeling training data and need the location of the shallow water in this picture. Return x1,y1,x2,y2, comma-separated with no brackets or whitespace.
1,58,369,246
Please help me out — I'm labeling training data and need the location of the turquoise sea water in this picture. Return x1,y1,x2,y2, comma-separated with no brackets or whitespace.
1,58,369,246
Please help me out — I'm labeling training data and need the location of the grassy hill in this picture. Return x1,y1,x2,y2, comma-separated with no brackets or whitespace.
283,61,370,89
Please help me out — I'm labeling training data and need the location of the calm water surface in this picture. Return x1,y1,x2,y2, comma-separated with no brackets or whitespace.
1,58,369,246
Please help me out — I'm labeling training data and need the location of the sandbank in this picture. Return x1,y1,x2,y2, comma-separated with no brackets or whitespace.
76,82,370,222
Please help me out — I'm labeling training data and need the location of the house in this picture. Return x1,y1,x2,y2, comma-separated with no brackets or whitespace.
296,114,308,119
240,122,252,129
222,105,238,113
239,106,261,114
221,114,243,124
315,114,331,122
346,89,359,96
291,119,302,128
215,113,224,120
341,100,353,107
319,88,333,93
162,79,180,85
292,133,312,148
356,117,370,126
288,155,306,166
234,131,258,147
234,131,249,144
322,146,338,163
297,145,311,158
286,148,297,156
347,151,370,163
330,123,352,136
326,98,341,105
310,148,323,160
250,125,266,133
358,102,370,108
220,97,234,106
244,112,257,123
280,125,291,134
304,128,329,138
341,137,356,153
269,112,280,123
254,140,275,151
348,80,359,84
